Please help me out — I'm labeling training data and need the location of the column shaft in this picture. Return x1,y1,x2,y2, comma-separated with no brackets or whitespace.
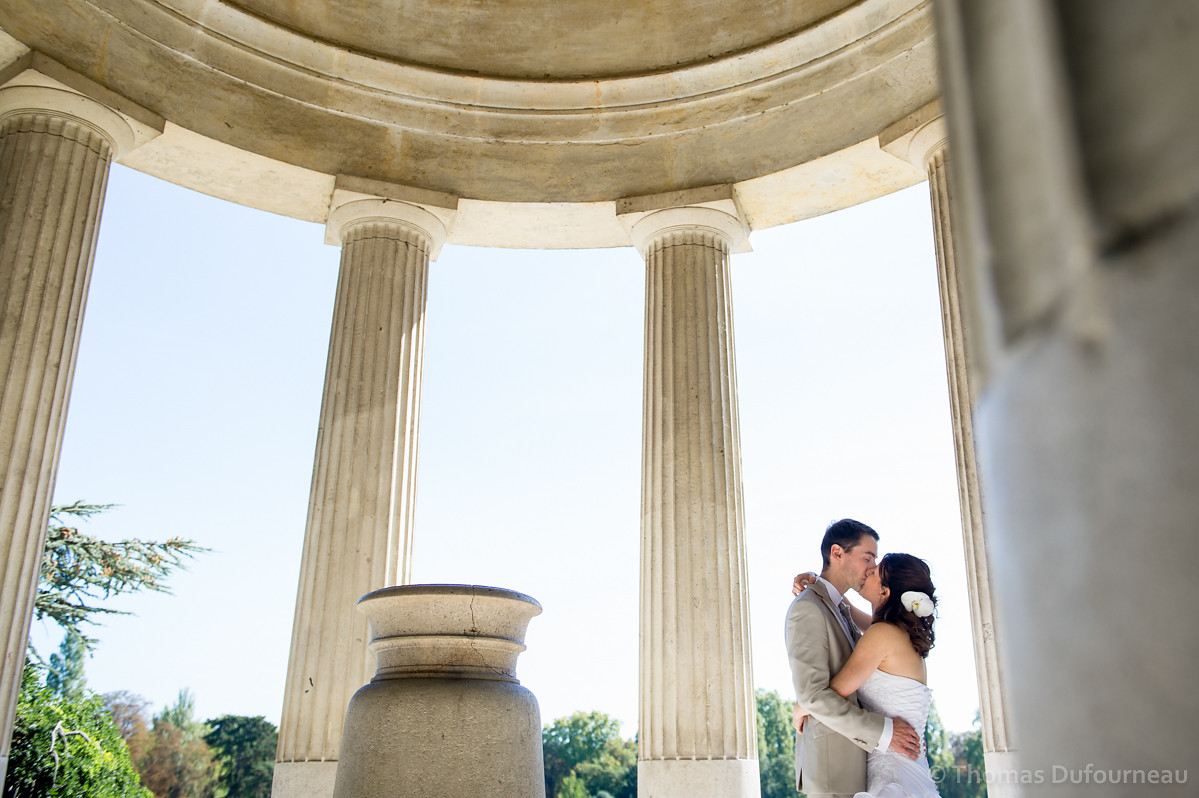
926,148,1015,779
0,112,112,782
638,225,758,797
934,1,1199,795
882,106,1021,785
275,220,428,795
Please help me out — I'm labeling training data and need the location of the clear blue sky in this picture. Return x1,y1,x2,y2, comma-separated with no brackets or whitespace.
35,163,981,738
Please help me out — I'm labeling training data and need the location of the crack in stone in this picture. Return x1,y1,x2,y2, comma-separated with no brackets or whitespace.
466,589,507,677
2,120,112,156
655,241,726,254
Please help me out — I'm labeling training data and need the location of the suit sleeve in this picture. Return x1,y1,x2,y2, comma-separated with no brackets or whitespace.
785,595,886,753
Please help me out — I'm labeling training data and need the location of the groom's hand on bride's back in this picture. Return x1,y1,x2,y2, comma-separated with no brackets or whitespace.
888,717,922,760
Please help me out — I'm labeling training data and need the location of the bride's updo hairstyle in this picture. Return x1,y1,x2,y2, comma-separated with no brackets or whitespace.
874,553,937,657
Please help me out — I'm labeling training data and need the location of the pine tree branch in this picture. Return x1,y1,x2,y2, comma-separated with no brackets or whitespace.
34,502,209,650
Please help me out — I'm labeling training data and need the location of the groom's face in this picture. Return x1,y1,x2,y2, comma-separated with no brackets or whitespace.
843,534,879,591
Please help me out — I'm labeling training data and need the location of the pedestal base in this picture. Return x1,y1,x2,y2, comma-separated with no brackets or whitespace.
271,760,339,798
982,751,1023,798
333,678,544,798
637,759,761,798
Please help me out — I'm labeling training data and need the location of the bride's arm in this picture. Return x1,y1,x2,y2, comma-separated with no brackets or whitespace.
829,625,891,698
849,603,873,631
797,628,886,733
830,624,925,761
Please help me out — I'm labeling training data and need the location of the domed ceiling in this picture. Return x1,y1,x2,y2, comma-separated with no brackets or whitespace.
0,0,939,246
229,0,854,79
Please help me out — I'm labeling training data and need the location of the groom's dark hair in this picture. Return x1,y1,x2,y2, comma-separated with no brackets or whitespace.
821,518,879,567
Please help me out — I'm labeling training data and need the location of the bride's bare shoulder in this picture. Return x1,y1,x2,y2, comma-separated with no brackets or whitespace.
860,621,909,645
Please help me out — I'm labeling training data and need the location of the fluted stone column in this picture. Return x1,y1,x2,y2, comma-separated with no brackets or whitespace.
934,1,1199,796
881,106,1018,794
274,195,451,798
621,197,760,798
0,74,159,790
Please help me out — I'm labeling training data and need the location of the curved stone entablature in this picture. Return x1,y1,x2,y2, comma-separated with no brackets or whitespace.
0,0,935,246
230,0,864,80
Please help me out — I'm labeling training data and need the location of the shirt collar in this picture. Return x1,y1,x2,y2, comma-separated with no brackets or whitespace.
817,575,846,607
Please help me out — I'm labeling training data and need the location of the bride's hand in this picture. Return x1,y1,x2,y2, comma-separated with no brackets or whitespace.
792,704,809,734
792,572,817,596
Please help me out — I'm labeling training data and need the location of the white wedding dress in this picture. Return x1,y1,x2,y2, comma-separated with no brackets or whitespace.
853,669,942,798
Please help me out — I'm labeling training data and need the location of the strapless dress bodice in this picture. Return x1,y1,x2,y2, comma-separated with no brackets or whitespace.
852,670,942,798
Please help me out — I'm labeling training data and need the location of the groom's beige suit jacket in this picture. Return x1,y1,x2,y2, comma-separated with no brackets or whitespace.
785,580,886,797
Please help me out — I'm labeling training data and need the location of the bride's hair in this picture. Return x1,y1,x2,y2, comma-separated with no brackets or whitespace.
874,553,937,657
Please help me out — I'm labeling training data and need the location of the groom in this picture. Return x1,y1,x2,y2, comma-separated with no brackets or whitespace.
784,518,921,798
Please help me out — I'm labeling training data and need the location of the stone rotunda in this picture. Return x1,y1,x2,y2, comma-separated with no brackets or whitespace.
2,2,1196,797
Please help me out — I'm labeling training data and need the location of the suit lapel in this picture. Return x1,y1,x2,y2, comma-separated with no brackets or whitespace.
810,580,856,647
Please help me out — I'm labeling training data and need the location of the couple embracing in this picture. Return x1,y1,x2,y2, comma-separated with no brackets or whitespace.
785,519,943,798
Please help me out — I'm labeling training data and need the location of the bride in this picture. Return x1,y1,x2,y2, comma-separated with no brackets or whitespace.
793,553,943,798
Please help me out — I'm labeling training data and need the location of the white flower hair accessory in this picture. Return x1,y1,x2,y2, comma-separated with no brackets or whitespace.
900,591,934,618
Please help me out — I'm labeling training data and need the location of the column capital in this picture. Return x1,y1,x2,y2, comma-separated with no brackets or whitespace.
617,184,751,257
879,100,949,172
324,176,458,258
0,54,164,157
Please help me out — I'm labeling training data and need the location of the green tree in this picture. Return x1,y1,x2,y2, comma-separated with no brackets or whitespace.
950,712,988,798
5,662,151,798
556,773,590,798
45,630,87,700
927,711,988,798
34,502,206,653
542,711,622,797
755,688,796,798
137,691,219,798
924,700,954,774
571,736,636,798
204,715,277,798
156,691,204,735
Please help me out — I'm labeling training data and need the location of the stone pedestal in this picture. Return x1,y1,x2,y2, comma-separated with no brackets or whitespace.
0,73,159,790
333,585,544,798
620,196,760,798
274,195,451,797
